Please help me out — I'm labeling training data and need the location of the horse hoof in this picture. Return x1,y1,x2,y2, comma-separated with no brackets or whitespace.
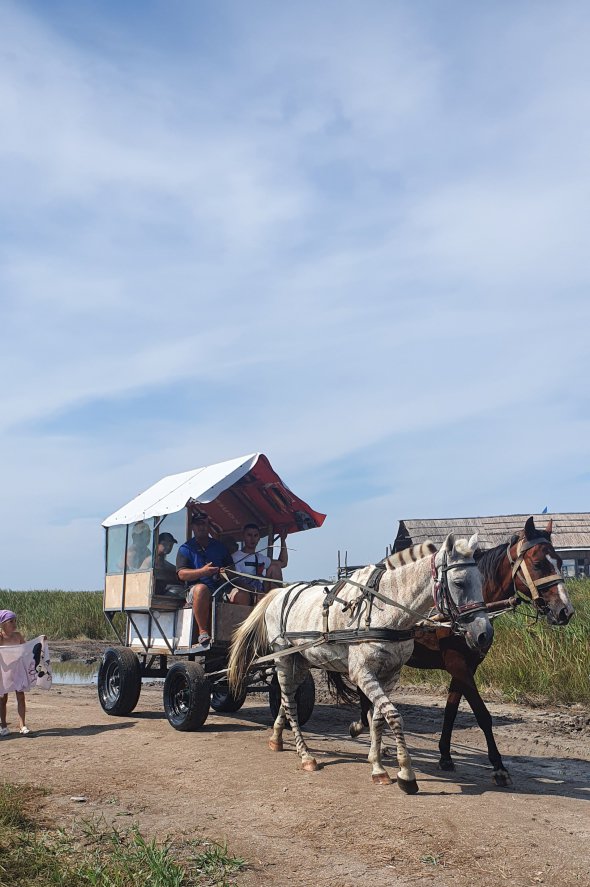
349,723,363,738
492,770,512,787
438,758,455,772
371,773,392,785
302,758,319,772
268,739,283,752
397,775,419,794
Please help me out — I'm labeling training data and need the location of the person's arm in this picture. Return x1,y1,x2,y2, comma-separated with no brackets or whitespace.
271,531,288,569
176,548,219,584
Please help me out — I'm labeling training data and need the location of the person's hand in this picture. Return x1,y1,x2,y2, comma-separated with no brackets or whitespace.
201,562,219,578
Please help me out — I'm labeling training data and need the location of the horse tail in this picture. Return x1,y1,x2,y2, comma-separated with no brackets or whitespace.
385,540,437,570
326,671,360,706
227,588,281,696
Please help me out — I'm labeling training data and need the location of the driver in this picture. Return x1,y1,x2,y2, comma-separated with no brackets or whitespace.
176,511,233,647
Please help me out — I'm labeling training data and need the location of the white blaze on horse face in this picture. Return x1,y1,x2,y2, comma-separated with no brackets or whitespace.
547,555,575,618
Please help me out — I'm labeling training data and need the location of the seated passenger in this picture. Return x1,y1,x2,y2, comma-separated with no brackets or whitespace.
126,522,152,571
229,524,288,604
176,511,233,647
153,531,179,592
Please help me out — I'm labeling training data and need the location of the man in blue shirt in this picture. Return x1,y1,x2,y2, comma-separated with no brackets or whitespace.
176,511,233,647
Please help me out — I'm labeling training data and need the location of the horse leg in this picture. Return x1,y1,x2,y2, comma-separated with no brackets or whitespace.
349,687,371,738
271,656,319,772
366,708,392,784
459,675,511,787
440,649,511,786
356,670,418,794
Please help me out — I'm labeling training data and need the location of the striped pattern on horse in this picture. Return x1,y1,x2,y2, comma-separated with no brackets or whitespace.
384,541,437,570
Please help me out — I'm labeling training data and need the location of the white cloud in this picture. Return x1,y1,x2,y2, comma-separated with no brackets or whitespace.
0,2,589,587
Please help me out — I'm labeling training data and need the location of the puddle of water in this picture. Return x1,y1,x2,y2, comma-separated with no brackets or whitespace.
52,661,98,685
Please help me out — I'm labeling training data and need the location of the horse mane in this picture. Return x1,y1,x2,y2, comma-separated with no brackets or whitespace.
382,541,437,570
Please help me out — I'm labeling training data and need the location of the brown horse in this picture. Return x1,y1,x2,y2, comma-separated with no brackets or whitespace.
348,516,574,786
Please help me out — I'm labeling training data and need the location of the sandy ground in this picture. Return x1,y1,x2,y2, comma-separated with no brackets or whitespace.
2,646,589,887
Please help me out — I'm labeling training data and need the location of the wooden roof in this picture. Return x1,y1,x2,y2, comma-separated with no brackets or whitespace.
393,513,590,552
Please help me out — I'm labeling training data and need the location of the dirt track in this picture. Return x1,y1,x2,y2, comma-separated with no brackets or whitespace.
2,677,589,887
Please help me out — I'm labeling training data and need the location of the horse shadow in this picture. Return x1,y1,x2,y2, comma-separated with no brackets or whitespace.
238,701,590,802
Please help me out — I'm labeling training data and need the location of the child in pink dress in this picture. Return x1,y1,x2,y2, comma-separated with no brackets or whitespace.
0,610,29,735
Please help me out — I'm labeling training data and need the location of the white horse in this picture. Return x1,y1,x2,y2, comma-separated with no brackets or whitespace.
228,533,493,793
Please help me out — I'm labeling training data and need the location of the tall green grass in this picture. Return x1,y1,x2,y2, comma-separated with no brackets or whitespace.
2,581,588,703
0,590,114,640
403,579,590,704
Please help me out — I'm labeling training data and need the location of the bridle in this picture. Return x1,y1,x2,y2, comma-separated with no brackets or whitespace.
506,536,562,614
431,551,487,635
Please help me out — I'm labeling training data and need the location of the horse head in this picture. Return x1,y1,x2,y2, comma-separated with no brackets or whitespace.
435,533,494,653
509,517,574,626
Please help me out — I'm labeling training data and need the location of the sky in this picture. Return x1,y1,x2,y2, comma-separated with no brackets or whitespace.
1,1,589,589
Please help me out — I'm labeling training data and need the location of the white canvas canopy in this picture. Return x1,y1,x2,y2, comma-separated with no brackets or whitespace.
103,454,258,527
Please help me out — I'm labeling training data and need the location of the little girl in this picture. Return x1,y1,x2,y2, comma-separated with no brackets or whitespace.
0,610,29,735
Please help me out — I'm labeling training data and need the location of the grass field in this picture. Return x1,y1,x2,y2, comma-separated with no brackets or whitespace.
0,581,588,704
0,781,244,886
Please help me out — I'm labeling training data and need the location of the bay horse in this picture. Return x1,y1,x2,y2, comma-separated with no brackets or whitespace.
228,533,493,794
348,517,574,786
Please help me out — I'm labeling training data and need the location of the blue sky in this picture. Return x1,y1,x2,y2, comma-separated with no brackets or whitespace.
1,1,589,588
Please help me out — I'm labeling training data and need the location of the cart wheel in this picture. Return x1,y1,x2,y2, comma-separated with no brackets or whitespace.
164,661,211,730
210,685,248,713
97,648,142,716
269,673,315,726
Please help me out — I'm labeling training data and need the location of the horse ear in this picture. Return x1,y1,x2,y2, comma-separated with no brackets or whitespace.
468,533,479,552
524,516,536,540
545,518,553,535
443,533,455,553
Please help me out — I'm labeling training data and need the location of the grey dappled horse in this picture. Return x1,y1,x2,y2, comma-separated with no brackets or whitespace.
228,533,493,794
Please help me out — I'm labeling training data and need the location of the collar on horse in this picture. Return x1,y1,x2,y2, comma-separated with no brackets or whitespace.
506,536,562,610
430,550,487,629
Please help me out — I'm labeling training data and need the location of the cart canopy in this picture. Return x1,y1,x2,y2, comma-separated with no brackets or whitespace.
102,453,325,537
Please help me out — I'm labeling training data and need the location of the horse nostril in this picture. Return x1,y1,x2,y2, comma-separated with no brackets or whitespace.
478,629,492,650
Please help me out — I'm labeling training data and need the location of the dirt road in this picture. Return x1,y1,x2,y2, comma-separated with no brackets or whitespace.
3,679,589,887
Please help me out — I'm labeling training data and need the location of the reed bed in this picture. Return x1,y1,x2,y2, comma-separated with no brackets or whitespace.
403,579,590,704
1,581,588,703
0,590,115,640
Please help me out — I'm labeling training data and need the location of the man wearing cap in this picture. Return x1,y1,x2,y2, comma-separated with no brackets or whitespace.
154,532,179,589
176,512,233,647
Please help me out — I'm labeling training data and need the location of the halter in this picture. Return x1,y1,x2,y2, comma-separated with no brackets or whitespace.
506,536,562,612
431,551,487,634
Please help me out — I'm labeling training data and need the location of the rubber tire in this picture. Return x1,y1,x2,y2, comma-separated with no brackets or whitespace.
269,672,315,727
97,648,142,716
210,686,247,713
164,661,211,731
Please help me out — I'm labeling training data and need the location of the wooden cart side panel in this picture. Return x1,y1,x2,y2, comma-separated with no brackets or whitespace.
104,574,124,611
214,602,252,643
124,572,153,609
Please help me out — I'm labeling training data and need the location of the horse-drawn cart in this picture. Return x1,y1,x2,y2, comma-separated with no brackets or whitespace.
98,453,325,730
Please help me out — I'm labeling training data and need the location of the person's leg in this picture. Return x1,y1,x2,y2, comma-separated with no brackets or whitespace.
15,692,27,732
226,588,251,605
265,563,283,589
0,693,7,731
190,584,212,639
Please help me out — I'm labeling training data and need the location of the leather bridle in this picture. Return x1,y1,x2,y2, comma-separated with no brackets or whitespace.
506,536,563,614
431,551,487,635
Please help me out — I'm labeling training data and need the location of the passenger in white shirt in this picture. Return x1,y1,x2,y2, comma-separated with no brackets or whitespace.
228,523,288,605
